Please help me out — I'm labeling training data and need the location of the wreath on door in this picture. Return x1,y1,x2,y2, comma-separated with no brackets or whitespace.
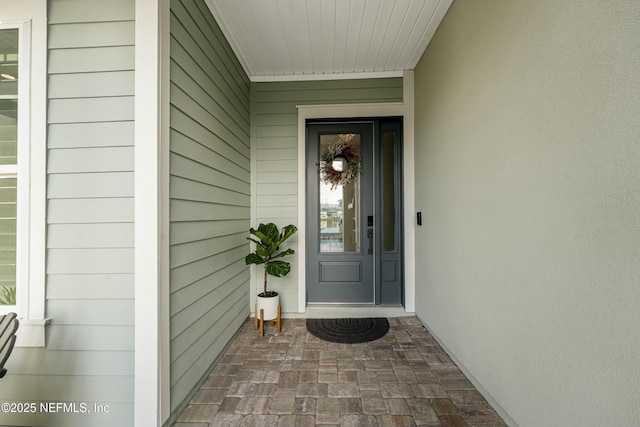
320,140,362,189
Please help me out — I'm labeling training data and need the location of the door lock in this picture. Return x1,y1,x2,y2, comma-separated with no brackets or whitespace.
367,229,374,254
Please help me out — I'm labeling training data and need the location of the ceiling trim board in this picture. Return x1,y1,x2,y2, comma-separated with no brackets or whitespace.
204,0,253,77
407,0,454,68
250,70,404,83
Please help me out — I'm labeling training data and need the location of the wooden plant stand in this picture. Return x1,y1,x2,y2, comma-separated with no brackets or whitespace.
254,304,281,337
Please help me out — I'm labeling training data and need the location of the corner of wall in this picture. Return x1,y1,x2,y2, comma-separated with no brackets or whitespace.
414,313,520,427
249,81,258,314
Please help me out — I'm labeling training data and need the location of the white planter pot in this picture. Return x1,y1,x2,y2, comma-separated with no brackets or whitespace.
256,292,279,321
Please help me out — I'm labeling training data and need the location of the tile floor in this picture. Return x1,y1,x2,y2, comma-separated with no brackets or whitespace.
175,317,506,427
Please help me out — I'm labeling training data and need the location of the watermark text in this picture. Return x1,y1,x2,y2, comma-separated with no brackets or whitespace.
1,401,110,414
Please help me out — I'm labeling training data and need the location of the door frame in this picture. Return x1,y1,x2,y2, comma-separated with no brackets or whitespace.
295,71,416,313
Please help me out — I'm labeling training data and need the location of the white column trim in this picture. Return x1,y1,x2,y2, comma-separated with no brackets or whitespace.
296,96,416,313
402,70,416,312
134,0,170,425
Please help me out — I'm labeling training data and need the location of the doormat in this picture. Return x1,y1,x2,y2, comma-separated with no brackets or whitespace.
306,318,390,344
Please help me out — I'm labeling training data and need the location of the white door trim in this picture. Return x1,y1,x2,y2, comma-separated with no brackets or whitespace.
296,71,416,313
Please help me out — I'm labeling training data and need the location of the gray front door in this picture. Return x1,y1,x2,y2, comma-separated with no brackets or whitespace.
306,120,403,304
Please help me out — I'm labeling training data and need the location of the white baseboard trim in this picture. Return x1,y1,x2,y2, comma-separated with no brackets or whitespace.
262,305,413,319
415,314,520,427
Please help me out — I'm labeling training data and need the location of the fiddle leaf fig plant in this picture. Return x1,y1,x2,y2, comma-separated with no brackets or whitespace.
245,223,297,297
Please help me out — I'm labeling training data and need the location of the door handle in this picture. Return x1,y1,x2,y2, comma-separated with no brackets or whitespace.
367,229,373,254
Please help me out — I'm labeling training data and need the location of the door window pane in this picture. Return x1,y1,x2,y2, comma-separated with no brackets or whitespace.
382,131,395,252
319,133,360,253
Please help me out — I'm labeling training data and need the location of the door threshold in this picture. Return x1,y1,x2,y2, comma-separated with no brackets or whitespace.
288,304,412,319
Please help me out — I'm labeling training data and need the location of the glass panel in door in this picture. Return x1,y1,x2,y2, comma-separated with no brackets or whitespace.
319,133,360,253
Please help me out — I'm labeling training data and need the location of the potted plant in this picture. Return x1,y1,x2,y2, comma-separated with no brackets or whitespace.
245,223,297,334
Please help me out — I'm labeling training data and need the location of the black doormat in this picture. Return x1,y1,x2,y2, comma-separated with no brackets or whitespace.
306,318,390,344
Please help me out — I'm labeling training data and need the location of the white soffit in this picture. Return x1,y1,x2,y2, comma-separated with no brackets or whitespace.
205,0,453,82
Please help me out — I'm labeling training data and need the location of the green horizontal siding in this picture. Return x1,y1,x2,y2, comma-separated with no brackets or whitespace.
0,1,136,426
169,0,251,416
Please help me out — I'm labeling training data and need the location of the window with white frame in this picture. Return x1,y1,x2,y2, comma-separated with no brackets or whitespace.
0,0,48,346
0,28,19,311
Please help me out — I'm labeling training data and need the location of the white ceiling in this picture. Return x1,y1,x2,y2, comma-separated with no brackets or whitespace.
205,0,453,82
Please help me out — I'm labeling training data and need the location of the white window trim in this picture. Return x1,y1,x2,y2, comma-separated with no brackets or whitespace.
0,1,49,347
0,164,18,177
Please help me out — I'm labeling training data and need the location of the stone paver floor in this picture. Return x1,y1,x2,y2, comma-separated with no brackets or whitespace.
175,317,506,427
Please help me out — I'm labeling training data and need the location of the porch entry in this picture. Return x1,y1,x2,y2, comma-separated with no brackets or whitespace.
306,119,403,304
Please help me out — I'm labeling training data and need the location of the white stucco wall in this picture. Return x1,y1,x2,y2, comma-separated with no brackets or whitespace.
413,1,640,426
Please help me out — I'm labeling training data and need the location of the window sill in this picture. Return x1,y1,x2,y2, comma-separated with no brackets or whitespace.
15,318,51,347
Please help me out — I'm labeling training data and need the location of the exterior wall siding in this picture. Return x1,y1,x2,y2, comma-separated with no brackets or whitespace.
413,1,640,426
0,1,135,426
169,0,251,413
251,78,403,312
